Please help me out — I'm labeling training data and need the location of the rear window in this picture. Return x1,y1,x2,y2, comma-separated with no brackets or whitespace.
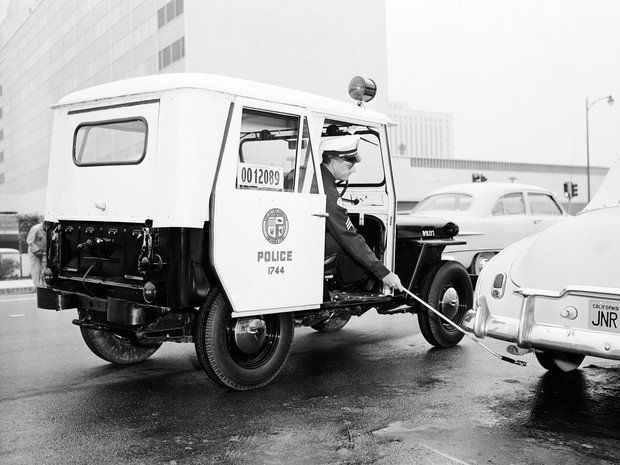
73,118,147,166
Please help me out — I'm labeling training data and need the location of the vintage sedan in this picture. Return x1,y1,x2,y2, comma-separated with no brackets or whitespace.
398,182,568,275
463,159,620,372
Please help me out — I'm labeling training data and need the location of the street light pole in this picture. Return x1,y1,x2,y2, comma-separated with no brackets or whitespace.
585,95,614,202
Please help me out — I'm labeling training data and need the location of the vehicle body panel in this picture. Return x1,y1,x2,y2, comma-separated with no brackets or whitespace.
211,98,325,314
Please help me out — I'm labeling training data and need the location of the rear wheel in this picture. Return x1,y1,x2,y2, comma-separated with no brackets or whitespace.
535,350,585,372
417,260,473,348
311,312,351,332
194,290,294,390
80,327,161,364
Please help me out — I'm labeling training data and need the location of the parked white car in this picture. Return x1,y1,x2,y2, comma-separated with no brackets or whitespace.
0,248,21,278
398,182,568,275
463,159,620,372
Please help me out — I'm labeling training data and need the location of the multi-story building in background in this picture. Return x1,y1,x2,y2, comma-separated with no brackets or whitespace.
388,100,453,159
0,0,609,221
0,0,389,215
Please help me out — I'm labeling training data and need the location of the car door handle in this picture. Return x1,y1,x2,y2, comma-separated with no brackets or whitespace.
533,219,541,224
312,212,329,218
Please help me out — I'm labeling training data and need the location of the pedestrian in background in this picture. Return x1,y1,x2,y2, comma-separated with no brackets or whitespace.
27,222,46,287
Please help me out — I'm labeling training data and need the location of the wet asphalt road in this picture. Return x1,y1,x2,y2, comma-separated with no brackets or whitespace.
2,293,620,465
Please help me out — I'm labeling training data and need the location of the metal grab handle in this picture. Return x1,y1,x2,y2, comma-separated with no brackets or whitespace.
312,212,329,218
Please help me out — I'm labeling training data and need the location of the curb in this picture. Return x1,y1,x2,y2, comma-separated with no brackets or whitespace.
0,285,36,295
0,287,35,295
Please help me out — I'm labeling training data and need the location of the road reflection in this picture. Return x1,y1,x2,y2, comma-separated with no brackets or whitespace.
528,366,620,441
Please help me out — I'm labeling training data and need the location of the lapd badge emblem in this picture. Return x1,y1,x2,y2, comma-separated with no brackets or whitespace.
262,208,289,244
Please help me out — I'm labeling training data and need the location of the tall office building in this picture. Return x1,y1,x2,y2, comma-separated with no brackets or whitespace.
388,100,453,159
0,0,388,214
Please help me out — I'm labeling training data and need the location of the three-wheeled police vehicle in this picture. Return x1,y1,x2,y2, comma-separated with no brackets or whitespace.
37,73,473,390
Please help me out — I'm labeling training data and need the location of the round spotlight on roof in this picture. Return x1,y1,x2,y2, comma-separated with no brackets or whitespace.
348,76,377,105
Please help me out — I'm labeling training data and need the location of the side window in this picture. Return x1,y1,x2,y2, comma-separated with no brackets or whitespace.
528,192,563,215
237,109,298,192
492,192,525,216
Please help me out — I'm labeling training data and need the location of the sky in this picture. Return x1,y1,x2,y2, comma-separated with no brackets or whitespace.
385,0,620,168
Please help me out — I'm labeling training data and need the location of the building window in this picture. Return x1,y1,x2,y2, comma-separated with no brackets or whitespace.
0,173,4,184
158,37,185,70
0,129,3,141
0,151,3,163
159,46,171,69
158,0,184,28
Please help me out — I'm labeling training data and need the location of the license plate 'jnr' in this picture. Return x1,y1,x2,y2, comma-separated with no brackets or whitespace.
588,300,620,332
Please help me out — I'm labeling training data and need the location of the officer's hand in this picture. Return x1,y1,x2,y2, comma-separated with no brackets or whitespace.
382,272,404,291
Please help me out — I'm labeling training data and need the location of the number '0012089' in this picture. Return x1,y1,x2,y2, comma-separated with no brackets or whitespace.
240,166,280,186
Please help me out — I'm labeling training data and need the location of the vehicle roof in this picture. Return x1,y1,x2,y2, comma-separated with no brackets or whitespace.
411,181,565,218
53,73,392,125
423,182,553,197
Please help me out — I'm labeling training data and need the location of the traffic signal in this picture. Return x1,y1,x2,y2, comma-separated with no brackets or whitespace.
563,181,571,199
563,181,578,199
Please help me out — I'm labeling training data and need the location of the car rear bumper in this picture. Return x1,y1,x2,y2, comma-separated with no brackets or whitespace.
463,288,620,361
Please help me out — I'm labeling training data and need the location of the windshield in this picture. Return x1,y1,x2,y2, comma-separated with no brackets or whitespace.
412,193,474,213
321,122,385,186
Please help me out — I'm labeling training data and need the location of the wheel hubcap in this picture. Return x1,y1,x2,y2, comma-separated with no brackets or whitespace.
440,287,459,321
233,318,267,355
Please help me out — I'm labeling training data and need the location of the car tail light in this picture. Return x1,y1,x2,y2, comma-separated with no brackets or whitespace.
491,273,506,299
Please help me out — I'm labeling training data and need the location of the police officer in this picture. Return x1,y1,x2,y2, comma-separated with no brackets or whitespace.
320,135,403,292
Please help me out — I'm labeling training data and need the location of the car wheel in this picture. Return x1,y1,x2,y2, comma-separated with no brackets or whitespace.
535,350,585,372
194,289,294,390
311,312,351,332
417,260,473,348
471,252,496,275
80,326,162,364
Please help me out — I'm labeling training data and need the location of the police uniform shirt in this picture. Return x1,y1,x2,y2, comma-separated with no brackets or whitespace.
321,163,390,280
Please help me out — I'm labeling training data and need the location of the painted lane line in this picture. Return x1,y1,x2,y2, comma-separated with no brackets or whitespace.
420,444,470,465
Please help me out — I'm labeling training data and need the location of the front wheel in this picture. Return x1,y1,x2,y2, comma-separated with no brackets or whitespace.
535,350,585,372
417,260,473,348
80,327,161,364
194,290,294,390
